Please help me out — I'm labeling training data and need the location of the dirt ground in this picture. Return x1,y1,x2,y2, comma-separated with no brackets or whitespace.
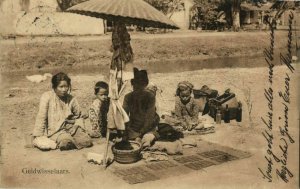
0,31,299,189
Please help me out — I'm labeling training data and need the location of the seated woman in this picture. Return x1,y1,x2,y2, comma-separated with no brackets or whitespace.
122,68,159,148
32,72,92,151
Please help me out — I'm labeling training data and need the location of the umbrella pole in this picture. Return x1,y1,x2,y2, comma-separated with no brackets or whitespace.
103,69,121,169
120,60,123,89
103,22,120,169
103,22,115,169
103,127,110,169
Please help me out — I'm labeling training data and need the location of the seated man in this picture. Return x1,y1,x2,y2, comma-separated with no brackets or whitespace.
122,68,159,148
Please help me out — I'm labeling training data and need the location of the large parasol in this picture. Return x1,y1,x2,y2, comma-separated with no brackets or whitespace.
67,0,179,29
67,0,179,80
66,0,179,167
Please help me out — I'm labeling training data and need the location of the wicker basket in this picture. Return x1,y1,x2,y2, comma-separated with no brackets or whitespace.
112,141,142,164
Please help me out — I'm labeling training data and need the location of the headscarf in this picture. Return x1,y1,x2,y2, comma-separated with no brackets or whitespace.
176,81,194,96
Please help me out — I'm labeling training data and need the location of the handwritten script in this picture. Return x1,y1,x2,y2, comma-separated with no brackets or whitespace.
259,11,295,183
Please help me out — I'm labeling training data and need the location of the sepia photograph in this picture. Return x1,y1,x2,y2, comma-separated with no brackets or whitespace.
0,0,299,188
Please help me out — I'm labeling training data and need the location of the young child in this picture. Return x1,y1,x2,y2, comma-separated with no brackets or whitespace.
88,81,110,138
174,81,200,131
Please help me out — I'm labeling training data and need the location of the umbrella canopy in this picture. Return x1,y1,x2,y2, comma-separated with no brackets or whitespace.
67,0,179,29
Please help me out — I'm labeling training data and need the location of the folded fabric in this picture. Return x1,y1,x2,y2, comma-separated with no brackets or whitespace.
179,138,197,148
194,123,204,130
198,114,215,128
33,136,57,150
180,138,197,147
203,123,215,128
141,151,169,162
148,140,183,155
183,126,215,136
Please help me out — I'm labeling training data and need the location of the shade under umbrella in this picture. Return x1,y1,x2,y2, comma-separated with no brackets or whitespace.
67,0,179,29
67,0,179,168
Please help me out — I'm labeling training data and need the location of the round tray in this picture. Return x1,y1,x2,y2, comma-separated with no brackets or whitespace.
112,141,142,164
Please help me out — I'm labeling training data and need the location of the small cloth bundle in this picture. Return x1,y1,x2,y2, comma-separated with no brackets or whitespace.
148,140,183,155
33,136,57,151
179,138,197,148
198,114,215,128
87,152,114,165
141,151,169,162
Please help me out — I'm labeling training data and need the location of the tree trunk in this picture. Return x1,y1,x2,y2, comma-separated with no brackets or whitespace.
231,0,241,32
232,10,240,31
103,20,107,34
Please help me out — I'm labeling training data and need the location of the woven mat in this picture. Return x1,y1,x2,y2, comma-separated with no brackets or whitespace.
183,127,215,136
111,140,251,184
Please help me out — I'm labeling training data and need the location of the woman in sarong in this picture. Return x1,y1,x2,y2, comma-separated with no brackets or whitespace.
32,72,92,151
